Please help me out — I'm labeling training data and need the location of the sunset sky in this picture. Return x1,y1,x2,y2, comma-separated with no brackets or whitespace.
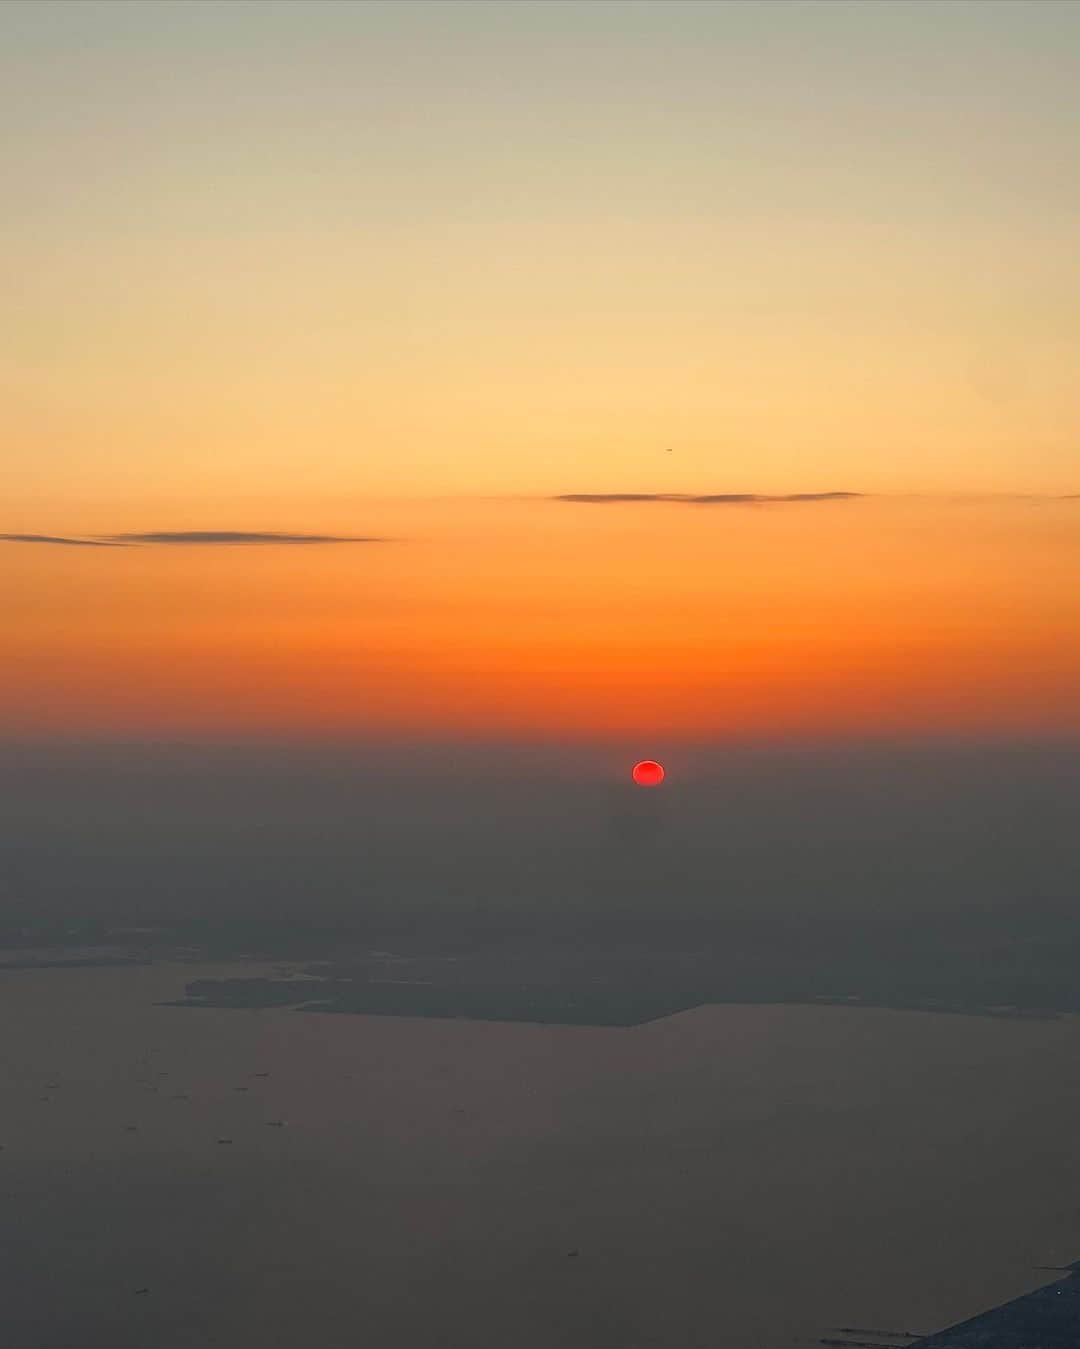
4,0,1079,746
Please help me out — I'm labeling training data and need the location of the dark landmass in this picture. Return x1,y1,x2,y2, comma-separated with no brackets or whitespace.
308,985,698,1027
6,914,1080,1025
165,977,336,1009
164,974,699,1027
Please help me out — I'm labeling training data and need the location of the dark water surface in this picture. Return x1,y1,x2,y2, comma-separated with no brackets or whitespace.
3,963,1080,1348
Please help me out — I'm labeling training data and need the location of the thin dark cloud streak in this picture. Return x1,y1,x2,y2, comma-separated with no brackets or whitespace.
2,531,387,548
0,533,126,547
554,492,863,505
105,531,385,545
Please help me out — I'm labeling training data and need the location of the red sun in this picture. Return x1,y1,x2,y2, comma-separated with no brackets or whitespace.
632,760,665,787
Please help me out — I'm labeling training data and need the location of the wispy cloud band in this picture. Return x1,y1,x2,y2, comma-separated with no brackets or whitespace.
2,531,386,548
106,531,384,545
553,492,863,505
0,533,123,547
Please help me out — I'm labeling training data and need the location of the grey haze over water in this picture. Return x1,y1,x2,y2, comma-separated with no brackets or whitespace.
4,736,1077,922
3,736,1078,1017
3,736,1080,1347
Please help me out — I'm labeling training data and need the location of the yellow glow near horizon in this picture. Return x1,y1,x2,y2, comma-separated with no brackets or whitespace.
4,1,1080,518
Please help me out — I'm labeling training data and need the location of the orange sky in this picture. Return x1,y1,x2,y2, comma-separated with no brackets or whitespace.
4,497,1079,743
3,3,1079,747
